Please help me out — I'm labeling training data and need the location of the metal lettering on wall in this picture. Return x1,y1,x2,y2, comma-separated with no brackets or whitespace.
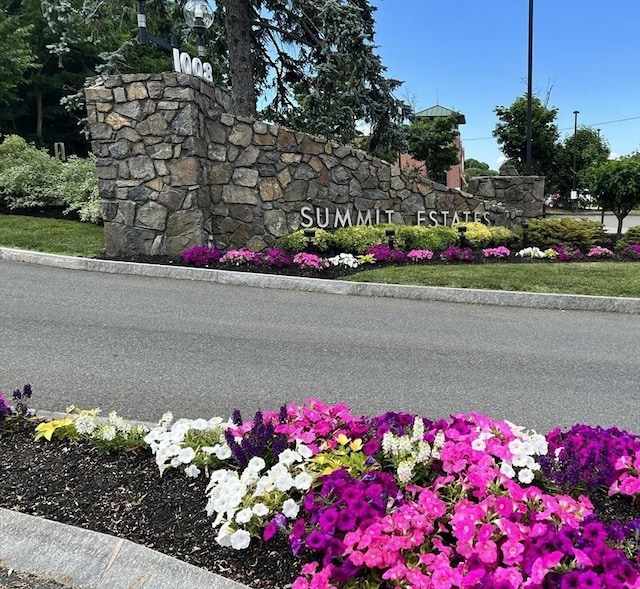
300,206,491,229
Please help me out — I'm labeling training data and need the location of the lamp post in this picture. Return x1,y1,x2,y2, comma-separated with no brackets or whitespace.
137,0,214,56
525,0,534,174
572,110,579,198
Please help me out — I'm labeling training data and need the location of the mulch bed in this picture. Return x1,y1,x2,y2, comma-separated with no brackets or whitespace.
0,420,301,589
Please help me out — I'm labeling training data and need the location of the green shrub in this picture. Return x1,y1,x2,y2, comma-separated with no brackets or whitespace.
615,225,640,251
487,225,514,247
525,217,606,250
454,221,492,248
0,135,62,209
0,135,100,223
57,156,100,223
396,224,457,251
331,225,389,254
278,228,332,253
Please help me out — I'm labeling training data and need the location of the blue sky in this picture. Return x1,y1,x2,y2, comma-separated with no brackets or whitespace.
371,0,640,167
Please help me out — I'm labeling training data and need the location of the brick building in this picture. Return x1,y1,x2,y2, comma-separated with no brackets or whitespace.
398,104,466,189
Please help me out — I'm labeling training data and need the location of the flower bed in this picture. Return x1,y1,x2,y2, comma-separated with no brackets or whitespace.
2,386,639,589
176,242,640,278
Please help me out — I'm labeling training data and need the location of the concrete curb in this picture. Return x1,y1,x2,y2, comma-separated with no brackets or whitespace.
1,247,639,314
0,508,251,589
1,411,253,589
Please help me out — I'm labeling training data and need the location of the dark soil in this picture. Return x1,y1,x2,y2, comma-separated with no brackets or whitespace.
0,419,301,589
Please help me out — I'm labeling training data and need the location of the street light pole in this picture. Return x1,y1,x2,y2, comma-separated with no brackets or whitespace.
525,0,534,174
572,110,579,193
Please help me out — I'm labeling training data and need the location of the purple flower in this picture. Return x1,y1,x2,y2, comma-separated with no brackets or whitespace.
180,246,222,266
365,243,405,262
621,244,640,259
0,394,11,425
440,245,475,262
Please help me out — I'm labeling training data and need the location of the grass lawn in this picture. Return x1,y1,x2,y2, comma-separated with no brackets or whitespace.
0,214,104,257
346,262,640,298
1,213,638,298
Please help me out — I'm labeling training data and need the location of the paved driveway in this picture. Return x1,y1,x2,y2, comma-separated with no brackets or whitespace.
1,258,639,434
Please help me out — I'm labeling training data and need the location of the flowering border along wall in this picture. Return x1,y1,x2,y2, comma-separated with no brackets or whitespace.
7,392,638,589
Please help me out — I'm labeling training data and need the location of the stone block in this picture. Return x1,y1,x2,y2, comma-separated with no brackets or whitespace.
222,185,260,205
229,124,253,147
129,156,156,181
209,163,233,185
113,101,144,121
104,113,132,131
114,201,137,226
170,157,199,186
137,201,167,230
84,87,113,102
228,205,254,223
259,177,283,201
264,209,288,237
127,82,149,101
233,168,259,188
235,145,260,166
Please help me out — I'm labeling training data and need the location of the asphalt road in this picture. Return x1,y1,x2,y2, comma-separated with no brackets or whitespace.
1,258,639,434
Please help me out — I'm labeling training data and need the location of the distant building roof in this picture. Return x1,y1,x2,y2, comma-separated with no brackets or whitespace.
414,104,466,125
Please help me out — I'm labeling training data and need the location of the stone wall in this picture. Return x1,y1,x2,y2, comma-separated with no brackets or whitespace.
468,174,545,219
85,73,533,259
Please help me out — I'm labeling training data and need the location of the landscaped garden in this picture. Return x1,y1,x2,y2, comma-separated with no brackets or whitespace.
1,386,639,588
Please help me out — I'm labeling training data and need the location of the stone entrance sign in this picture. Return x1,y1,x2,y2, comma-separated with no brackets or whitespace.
85,73,543,259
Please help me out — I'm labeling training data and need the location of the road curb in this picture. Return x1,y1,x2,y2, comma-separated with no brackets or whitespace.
0,508,252,589
1,247,639,314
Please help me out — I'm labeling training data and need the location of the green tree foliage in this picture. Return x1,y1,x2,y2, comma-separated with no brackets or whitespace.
554,127,610,199
405,114,460,181
17,0,405,157
464,158,498,184
493,95,561,189
588,157,640,238
0,10,36,108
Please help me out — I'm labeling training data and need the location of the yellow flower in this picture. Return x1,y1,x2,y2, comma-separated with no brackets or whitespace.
336,433,349,446
349,439,363,452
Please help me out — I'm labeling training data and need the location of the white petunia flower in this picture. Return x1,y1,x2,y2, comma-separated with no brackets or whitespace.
518,468,535,484
252,503,269,517
293,472,313,491
282,498,300,519
235,508,253,524
230,529,251,550
177,447,196,464
184,464,201,478
500,462,516,479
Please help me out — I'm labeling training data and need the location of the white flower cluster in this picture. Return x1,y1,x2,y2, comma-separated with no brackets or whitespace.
144,414,233,477
73,410,146,443
328,253,360,268
499,422,549,485
516,247,546,258
382,417,445,484
205,442,313,549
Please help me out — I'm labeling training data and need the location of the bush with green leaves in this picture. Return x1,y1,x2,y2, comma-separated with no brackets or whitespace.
615,225,640,251
331,225,390,254
57,155,100,223
395,224,457,251
487,225,514,247
524,217,606,250
278,228,332,253
0,135,100,223
0,135,62,209
454,221,492,249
